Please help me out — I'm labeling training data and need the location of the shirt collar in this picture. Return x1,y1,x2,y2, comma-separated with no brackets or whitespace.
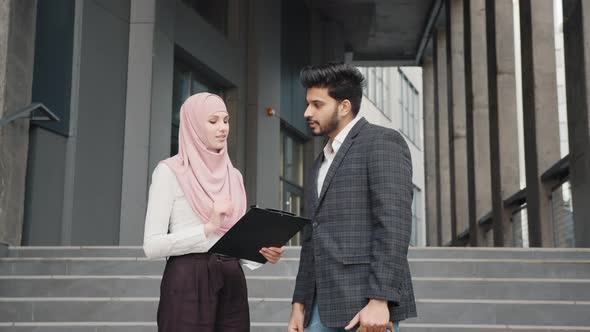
323,115,363,159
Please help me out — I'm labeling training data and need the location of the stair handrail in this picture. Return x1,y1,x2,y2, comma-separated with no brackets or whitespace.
0,102,59,128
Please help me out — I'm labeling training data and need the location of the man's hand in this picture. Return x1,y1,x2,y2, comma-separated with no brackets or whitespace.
344,299,390,331
259,247,284,264
288,302,305,331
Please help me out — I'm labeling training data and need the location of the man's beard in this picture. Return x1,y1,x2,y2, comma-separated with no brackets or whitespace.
311,106,339,137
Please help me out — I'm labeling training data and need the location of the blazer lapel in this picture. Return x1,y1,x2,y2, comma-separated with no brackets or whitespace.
314,118,368,217
309,152,323,212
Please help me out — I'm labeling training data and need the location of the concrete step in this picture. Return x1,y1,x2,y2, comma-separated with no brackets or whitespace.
1,298,590,326
6,247,146,258
0,323,156,332
5,246,303,258
0,276,294,299
2,324,590,332
250,326,590,332
2,276,590,301
0,257,166,276
2,257,590,278
2,247,590,330
399,327,590,332
407,247,590,260
250,325,590,332
0,298,288,322
0,257,302,276
7,246,590,260
407,300,590,326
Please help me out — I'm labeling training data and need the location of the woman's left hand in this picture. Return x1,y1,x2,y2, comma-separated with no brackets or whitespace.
259,247,284,264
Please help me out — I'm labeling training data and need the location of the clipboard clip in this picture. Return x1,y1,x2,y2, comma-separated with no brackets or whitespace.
250,205,297,217
266,208,297,217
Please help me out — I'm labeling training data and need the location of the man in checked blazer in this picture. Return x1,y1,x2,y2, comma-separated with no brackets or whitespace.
287,63,417,332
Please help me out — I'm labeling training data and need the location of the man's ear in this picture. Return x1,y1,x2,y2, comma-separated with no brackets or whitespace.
340,99,352,116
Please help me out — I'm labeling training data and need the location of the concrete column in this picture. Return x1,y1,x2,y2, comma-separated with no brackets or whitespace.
562,0,590,247
519,0,561,247
0,0,37,245
423,55,438,246
245,0,281,209
225,0,249,172
65,0,131,245
448,0,470,241
436,29,453,245
466,0,491,246
146,1,175,186
486,0,520,246
119,0,156,244
119,0,174,245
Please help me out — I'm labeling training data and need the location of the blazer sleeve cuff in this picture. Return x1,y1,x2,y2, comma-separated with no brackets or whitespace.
292,290,306,304
367,286,401,306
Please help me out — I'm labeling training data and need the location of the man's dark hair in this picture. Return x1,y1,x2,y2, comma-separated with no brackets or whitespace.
300,62,365,116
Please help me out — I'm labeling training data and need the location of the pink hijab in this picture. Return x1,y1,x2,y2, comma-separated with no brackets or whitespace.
161,93,247,235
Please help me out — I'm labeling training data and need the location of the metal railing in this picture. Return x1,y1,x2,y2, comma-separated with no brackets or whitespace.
448,155,574,247
0,102,59,128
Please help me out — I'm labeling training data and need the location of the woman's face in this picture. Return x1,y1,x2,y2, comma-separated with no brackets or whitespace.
205,112,229,151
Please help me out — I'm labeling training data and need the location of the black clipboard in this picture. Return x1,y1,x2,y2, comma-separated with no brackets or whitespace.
208,206,309,263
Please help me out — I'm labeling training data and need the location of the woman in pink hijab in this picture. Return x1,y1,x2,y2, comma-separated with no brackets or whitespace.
143,93,283,332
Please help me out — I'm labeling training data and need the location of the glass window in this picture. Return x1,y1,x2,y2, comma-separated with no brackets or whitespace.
376,68,383,110
368,68,376,103
282,134,303,185
280,128,305,245
358,66,391,117
357,67,368,96
413,86,420,146
552,181,575,247
409,88,415,141
383,70,391,118
404,81,410,137
398,69,420,148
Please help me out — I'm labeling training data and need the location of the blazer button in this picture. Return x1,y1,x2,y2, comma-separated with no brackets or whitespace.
312,222,318,227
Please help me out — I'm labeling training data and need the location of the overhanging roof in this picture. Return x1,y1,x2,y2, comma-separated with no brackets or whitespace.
306,0,443,66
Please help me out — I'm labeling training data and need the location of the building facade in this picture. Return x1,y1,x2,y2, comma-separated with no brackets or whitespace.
0,0,436,247
358,66,426,247
1,0,589,249
1,0,323,246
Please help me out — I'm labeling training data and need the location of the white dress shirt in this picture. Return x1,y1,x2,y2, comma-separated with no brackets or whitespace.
143,163,261,270
317,115,364,197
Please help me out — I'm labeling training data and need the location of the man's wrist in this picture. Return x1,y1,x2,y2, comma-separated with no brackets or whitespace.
292,302,305,312
368,298,388,306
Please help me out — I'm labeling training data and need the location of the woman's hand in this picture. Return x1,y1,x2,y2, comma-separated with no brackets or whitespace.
259,247,284,264
213,197,234,216
205,198,234,235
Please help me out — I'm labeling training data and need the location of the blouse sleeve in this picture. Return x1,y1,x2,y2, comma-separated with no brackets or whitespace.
240,259,263,270
142,164,208,259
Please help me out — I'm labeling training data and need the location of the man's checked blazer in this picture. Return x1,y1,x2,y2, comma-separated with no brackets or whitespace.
292,117,417,327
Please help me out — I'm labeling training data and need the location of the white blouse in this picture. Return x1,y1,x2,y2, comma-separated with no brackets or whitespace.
142,163,261,270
